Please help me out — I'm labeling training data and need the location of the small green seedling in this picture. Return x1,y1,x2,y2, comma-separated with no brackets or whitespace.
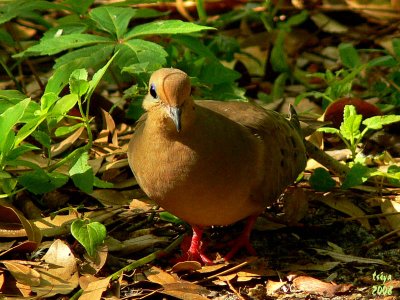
318,105,400,160
71,219,107,257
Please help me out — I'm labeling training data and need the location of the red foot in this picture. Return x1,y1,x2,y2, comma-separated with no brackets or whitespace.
174,226,214,265
224,215,258,261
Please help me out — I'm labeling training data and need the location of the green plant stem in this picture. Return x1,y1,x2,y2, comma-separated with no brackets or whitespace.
0,56,22,91
70,235,184,300
196,0,207,22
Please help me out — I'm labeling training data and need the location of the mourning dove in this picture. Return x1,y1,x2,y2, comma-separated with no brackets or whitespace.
128,68,307,264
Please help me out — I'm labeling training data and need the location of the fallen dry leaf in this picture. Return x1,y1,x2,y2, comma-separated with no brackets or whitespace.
0,202,41,243
79,276,111,300
317,194,371,229
313,248,388,265
266,279,287,295
381,198,400,232
145,266,177,285
2,260,41,287
171,260,202,273
292,275,352,297
31,239,79,297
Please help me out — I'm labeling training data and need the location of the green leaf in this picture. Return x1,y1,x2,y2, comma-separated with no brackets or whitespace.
18,169,69,194
341,163,372,189
0,98,30,153
118,39,167,73
271,31,289,73
362,115,400,130
41,92,58,111
54,123,84,137
0,28,15,46
51,94,79,120
317,127,340,134
159,212,184,225
309,168,336,192
62,0,94,14
6,144,40,161
340,105,362,141
367,55,397,68
0,0,65,24
86,52,119,99
31,130,51,148
125,20,214,39
339,43,361,68
54,44,115,69
71,219,106,257
286,10,308,26
69,152,94,194
14,34,112,57
93,177,114,188
47,45,115,95
14,115,47,146
198,59,241,85
90,7,136,39
69,69,89,96
392,38,400,58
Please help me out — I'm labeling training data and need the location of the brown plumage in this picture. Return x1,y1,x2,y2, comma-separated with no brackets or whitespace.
128,68,306,264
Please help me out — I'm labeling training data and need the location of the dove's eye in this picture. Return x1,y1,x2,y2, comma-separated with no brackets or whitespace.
150,83,157,99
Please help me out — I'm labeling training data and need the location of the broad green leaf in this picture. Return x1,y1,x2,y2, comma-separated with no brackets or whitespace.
14,34,112,57
109,0,160,5
6,144,40,161
69,152,94,194
286,10,308,26
0,98,30,152
367,55,397,68
339,43,361,68
55,123,84,137
93,177,114,188
41,92,58,111
172,35,215,58
71,219,106,257
18,169,69,194
69,70,89,97
62,0,94,14
47,45,115,95
340,105,361,141
50,94,79,120
15,115,47,146
119,39,167,74
0,0,65,24
43,23,88,39
1,132,15,159
309,168,336,192
125,20,214,39
0,28,14,46
317,127,340,134
31,131,51,148
362,115,400,130
87,52,118,99
198,59,240,85
0,90,27,103
271,31,289,73
90,7,136,39
341,163,372,189
387,165,400,186
54,44,115,69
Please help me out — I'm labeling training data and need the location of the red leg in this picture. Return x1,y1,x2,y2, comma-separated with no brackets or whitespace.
176,226,214,265
224,215,258,261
